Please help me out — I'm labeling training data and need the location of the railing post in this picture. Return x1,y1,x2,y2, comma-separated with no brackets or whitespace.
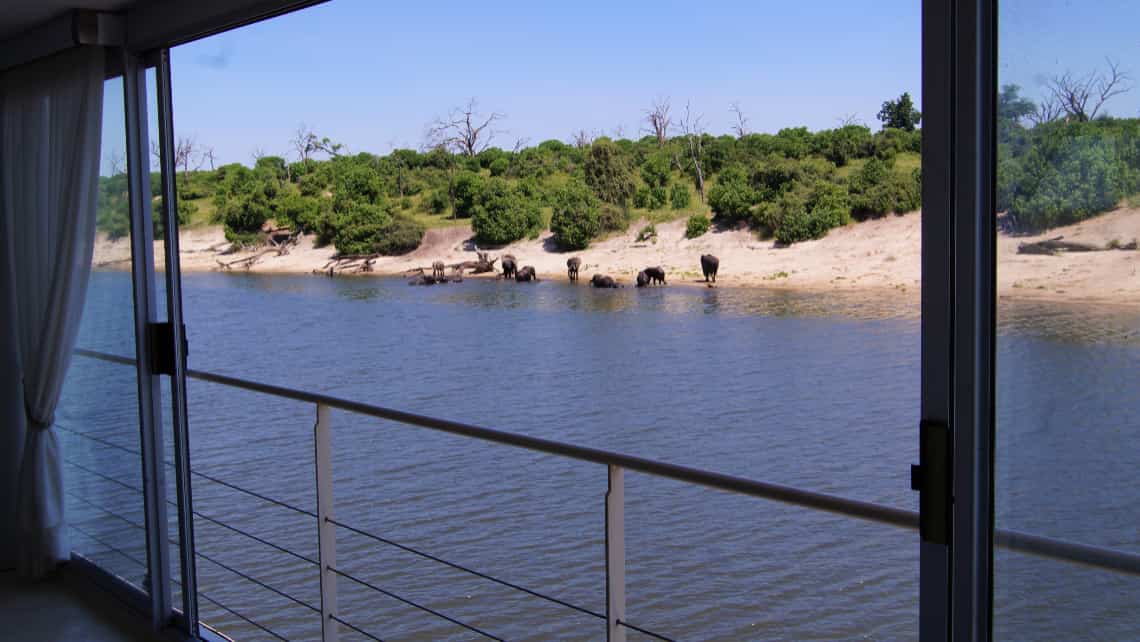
605,465,626,642
314,403,338,642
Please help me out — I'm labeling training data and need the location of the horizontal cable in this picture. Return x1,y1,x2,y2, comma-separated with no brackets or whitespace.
197,590,290,642
329,517,604,621
70,521,148,568
73,347,1140,578
193,509,319,567
70,505,292,641
195,549,319,615
64,458,145,494
328,565,503,641
57,423,316,520
188,468,316,519
66,490,146,531
618,619,678,641
329,614,386,642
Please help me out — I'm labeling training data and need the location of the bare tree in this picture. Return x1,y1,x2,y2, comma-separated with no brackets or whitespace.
1047,58,1132,122
675,101,707,203
291,123,343,162
426,98,506,157
837,113,864,127
570,129,595,149
1027,94,1064,126
202,146,216,171
108,149,124,176
729,102,750,138
612,124,626,139
251,147,267,163
506,137,529,177
149,136,203,184
643,97,672,145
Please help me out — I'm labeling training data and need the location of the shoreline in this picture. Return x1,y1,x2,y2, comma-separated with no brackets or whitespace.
91,207,1140,306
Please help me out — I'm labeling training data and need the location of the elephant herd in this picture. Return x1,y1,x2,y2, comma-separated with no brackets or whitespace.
498,253,720,287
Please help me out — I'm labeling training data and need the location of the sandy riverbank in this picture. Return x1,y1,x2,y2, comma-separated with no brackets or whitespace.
91,207,1140,304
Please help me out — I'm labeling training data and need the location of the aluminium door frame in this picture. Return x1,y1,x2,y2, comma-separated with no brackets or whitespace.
920,0,998,640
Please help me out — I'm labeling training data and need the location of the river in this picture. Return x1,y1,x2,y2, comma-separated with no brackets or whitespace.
58,271,1139,641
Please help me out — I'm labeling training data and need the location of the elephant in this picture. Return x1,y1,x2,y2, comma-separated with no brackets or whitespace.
515,265,538,282
590,274,620,288
636,270,650,287
432,261,445,280
567,257,582,281
644,266,666,285
700,254,719,283
501,254,518,279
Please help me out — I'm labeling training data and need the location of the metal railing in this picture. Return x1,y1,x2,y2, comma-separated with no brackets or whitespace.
69,348,1140,641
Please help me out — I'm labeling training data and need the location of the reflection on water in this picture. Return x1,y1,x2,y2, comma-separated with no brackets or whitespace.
60,271,1138,641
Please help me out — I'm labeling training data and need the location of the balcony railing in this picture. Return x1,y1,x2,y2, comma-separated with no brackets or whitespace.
65,348,1140,641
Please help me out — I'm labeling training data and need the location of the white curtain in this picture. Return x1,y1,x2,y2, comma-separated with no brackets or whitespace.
0,46,104,577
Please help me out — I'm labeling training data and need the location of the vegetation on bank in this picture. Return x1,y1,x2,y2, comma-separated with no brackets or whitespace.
94,75,1140,253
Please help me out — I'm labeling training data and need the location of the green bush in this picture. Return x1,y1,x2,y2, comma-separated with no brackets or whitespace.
670,183,692,209
549,179,601,250
685,214,710,239
708,165,756,221
1003,121,1139,230
452,171,485,218
489,157,510,177
471,179,543,245
598,204,632,233
583,138,637,205
848,157,919,218
274,193,325,233
425,189,449,215
640,153,672,188
373,214,425,255
774,181,851,244
634,186,652,209
649,186,668,210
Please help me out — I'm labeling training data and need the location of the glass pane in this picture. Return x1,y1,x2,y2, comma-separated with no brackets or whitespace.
58,75,149,592
996,1,1140,638
165,0,925,637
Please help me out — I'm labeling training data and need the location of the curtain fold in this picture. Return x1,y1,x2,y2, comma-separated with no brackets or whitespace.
0,46,104,577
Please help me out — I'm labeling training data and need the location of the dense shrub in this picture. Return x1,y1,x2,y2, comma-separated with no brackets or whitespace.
598,204,632,233
452,171,485,218
685,214,710,239
424,189,449,215
774,181,851,244
848,157,920,218
549,180,601,250
815,125,873,166
471,179,543,245
489,157,510,177
330,201,394,254
373,214,425,255
670,183,692,209
640,153,672,188
274,193,325,233
708,166,756,221
583,138,637,205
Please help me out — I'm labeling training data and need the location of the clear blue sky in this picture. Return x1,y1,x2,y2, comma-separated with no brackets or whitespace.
100,0,1140,173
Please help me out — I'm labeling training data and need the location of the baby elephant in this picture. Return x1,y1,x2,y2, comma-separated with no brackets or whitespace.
516,265,538,282
567,257,582,281
432,261,446,280
643,266,666,285
590,274,620,288
700,254,719,283
636,271,650,287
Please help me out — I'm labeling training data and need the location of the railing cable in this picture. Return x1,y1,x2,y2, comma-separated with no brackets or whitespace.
618,618,678,641
195,549,320,615
328,614,386,642
58,423,317,520
328,565,504,641
329,516,605,621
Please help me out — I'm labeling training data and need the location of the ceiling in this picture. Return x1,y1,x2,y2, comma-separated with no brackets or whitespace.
0,1,135,41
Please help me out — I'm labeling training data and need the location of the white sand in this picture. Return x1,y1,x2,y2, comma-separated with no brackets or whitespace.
92,207,1140,305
